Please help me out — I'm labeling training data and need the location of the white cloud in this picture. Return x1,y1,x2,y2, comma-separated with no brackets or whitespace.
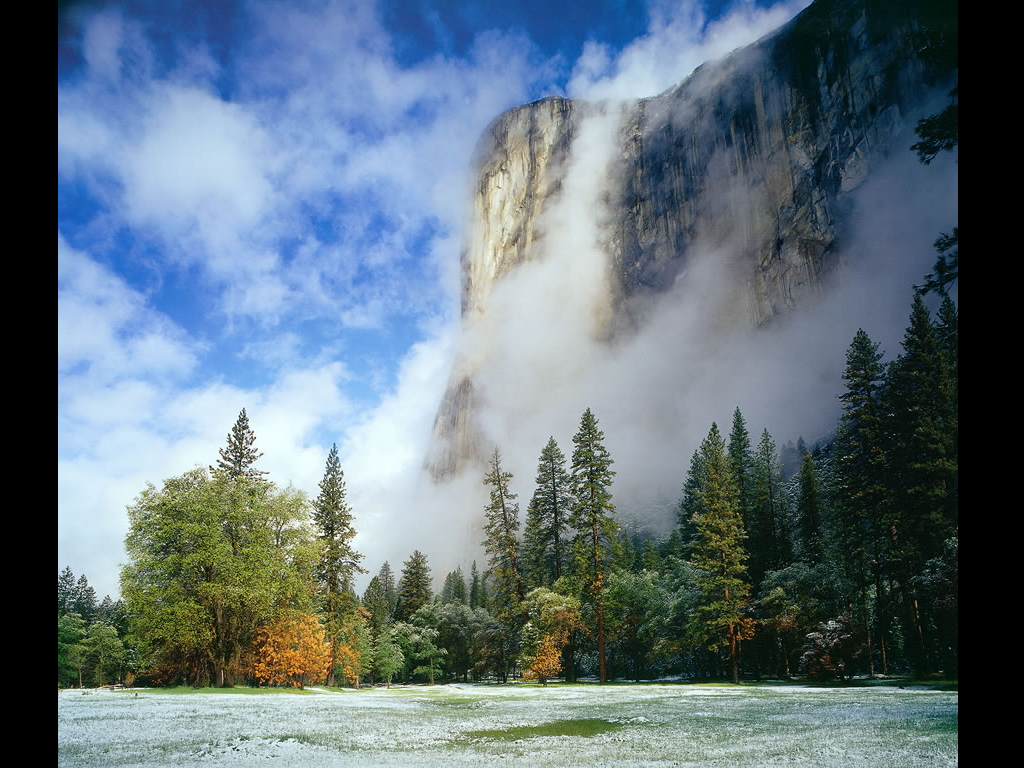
57,233,198,384
568,0,810,100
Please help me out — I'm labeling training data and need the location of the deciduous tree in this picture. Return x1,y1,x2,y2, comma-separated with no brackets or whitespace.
253,613,331,688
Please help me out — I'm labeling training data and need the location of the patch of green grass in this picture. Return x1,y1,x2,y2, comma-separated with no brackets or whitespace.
139,685,316,695
464,718,622,741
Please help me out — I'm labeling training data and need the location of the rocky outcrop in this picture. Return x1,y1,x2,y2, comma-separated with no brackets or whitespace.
428,0,956,480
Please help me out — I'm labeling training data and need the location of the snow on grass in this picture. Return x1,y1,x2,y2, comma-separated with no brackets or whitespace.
58,683,957,767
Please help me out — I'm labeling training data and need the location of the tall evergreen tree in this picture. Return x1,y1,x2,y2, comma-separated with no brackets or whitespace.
796,450,824,565
58,567,77,617
569,408,617,683
312,444,365,685
884,297,957,673
213,408,267,481
834,329,888,677
688,423,749,684
377,562,397,617
482,448,524,625
73,574,98,624
727,407,754,532
524,437,573,589
469,561,482,610
395,551,432,622
751,428,790,573
363,576,392,637
677,449,705,560
440,567,468,604
886,296,957,568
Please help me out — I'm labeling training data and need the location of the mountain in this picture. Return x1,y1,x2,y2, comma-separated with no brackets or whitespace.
426,0,957,482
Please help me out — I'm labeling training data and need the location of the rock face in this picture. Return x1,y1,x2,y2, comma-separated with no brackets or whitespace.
427,0,954,480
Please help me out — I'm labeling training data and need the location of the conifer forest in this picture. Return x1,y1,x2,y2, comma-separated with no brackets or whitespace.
59,285,957,690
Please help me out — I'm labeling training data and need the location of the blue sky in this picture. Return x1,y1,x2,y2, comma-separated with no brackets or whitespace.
58,0,811,598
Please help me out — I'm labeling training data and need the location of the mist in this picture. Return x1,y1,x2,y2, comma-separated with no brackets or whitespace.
355,96,957,586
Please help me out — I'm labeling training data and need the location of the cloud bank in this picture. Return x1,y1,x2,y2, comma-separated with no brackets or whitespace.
57,0,951,598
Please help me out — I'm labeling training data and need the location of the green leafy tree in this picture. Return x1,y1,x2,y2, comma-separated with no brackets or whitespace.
122,469,307,686
312,444,365,685
360,577,391,679
84,622,125,686
213,408,267,481
395,551,432,622
58,613,87,687
392,621,446,684
519,587,583,683
688,423,749,684
604,569,668,681
569,408,617,683
372,627,405,687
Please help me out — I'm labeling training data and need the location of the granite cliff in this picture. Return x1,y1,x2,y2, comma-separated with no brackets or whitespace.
428,0,956,480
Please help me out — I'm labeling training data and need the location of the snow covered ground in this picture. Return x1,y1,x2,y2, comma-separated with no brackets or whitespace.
58,682,957,767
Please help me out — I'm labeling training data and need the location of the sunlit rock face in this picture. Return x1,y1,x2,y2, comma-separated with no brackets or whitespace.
427,0,953,480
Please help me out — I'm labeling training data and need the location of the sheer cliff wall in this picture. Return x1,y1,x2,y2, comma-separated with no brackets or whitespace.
428,0,954,480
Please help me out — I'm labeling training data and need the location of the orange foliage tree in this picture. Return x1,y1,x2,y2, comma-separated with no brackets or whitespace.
253,613,331,688
526,631,566,684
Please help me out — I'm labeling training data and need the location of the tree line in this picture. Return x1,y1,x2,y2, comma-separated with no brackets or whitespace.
59,288,956,688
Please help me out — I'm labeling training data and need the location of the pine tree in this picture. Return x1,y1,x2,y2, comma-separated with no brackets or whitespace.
727,407,754,536
569,408,617,683
312,444,365,685
689,423,749,684
834,329,888,677
751,428,790,571
395,551,432,622
362,576,391,637
58,567,77,617
440,567,468,604
886,296,957,567
73,574,98,624
482,448,524,626
677,449,704,560
835,330,888,583
796,450,823,565
884,297,957,674
469,561,482,609
377,561,397,617
213,408,267,481
523,437,573,589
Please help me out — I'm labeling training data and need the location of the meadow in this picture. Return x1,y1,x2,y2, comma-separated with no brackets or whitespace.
58,682,957,767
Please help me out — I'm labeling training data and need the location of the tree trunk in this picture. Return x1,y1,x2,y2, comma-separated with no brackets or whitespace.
729,624,739,684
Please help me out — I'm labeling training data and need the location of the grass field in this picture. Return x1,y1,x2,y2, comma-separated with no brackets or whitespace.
58,682,957,767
